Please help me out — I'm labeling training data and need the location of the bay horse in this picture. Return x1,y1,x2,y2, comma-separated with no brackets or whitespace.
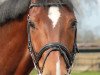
0,0,78,75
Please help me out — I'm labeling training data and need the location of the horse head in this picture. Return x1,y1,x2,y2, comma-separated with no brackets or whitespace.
27,0,78,75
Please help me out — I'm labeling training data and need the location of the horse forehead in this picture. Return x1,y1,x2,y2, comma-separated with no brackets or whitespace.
48,6,61,28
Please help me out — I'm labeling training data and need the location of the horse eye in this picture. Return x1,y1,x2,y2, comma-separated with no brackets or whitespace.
30,21,35,28
71,20,77,28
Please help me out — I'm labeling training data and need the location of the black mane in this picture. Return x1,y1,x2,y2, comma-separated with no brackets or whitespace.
0,0,30,25
0,0,74,25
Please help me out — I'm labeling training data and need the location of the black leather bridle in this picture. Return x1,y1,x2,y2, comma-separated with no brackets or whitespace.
27,1,79,74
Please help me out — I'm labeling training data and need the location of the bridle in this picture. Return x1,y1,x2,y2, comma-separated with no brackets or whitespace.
27,1,79,74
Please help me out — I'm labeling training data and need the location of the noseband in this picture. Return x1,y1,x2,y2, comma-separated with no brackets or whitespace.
27,1,79,74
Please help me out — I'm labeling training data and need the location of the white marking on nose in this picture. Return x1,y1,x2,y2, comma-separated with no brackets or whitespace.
48,6,61,28
38,73,42,75
56,57,61,75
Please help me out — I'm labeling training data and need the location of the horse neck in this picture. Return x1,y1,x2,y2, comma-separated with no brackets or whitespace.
0,15,29,75
0,15,27,50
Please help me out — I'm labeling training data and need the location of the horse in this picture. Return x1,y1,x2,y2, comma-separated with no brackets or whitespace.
0,0,78,75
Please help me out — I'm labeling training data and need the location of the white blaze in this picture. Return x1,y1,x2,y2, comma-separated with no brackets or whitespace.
38,73,42,75
48,6,61,28
56,57,61,75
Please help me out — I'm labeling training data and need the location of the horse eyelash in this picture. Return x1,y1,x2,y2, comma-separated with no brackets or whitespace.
30,22,35,29
71,20,77,28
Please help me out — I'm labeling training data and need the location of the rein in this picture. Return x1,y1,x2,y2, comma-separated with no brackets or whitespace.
27,1,79,74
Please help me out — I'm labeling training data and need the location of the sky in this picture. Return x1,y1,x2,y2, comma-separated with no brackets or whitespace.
72,0,100,39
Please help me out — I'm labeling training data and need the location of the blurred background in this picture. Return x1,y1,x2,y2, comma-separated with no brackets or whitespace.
72,0,100,44
71,0,100,75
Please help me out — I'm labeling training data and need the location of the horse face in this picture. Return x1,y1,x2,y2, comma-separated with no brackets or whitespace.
29,5,77,75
